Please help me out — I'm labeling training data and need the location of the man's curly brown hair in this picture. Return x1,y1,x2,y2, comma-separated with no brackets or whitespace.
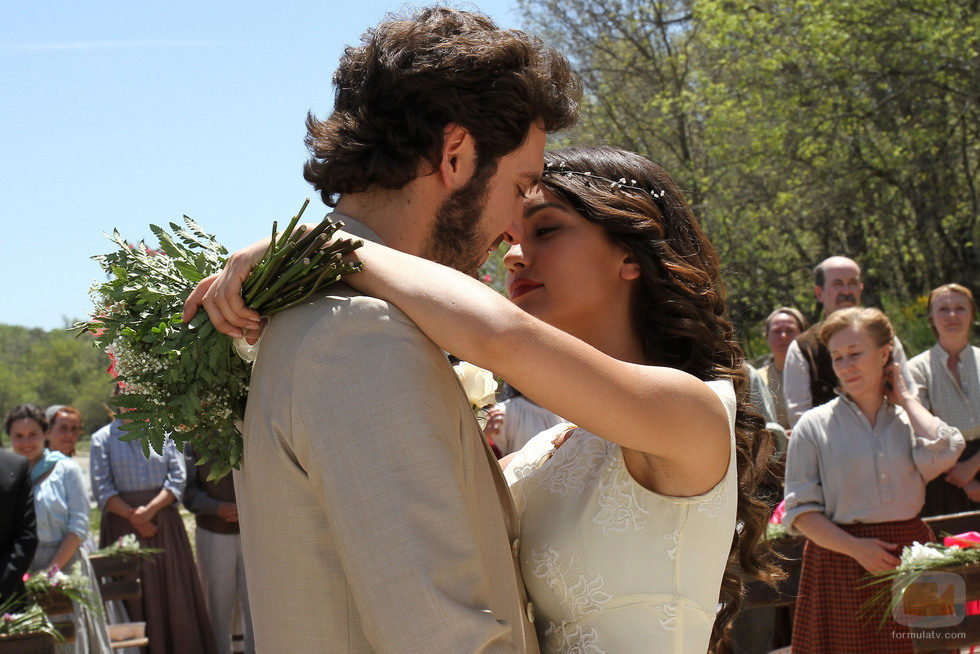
303,6,581,206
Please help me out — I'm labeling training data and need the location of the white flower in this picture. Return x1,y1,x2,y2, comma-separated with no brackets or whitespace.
900,541,959,568
453,361,498,409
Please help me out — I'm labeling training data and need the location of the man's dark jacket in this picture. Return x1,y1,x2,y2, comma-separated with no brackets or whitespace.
0,449,37,604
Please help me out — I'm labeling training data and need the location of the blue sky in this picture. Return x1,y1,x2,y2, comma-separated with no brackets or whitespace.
1,0,520,330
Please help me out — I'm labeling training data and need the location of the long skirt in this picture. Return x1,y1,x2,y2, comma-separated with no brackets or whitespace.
791,517,934,654
31,543,113,654
100,489,217,654
921,438,980,517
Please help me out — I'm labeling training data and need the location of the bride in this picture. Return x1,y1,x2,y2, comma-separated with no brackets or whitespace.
188,145,777,653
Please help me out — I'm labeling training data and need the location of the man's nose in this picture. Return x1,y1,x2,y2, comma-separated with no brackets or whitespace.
503,217,523,246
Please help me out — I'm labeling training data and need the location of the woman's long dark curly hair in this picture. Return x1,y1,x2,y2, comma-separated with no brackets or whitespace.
540,146,782,649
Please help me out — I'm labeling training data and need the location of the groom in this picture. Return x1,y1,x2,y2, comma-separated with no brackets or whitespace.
185,7,580,652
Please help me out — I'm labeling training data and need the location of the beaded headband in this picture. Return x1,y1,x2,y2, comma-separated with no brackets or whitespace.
541,161,667,199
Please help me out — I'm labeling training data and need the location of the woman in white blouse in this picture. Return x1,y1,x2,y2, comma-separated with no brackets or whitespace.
909,283,980,516
784,307,964,654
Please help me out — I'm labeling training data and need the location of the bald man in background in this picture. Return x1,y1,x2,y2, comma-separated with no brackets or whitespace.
783,256,916,427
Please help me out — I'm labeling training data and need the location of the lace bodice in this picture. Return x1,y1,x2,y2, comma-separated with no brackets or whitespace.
504,380,738,653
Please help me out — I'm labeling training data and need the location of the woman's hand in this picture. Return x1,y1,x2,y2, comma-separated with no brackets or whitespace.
217,502,239,523
945,459,979,488
130,505,153,527
883,362,913,406
181,241,267,340
134,522,157,539
964,479,980,503
482,406,505,442
848,537,901,574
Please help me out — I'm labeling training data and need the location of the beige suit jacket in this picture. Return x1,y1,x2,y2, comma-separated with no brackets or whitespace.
236,218,538,653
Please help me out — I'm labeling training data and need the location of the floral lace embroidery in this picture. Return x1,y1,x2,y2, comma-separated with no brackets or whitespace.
696,484,725,519
593,452,649,533
508,456,546,516
655,602,679,632
529,548,612,620
544,432,607,497
544,621,605,654
663,531,680,560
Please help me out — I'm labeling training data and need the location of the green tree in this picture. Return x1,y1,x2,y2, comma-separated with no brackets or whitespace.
0,323,113,435
520,0,980,342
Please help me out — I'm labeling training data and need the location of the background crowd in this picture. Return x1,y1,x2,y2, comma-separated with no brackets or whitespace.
1,402,253,654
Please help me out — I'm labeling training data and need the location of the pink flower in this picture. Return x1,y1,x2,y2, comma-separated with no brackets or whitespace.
482,274,492,284
770,499,786,525
21,573,29,582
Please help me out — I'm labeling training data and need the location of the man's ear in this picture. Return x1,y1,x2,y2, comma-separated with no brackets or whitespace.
813,285,824,304
438,123,477,190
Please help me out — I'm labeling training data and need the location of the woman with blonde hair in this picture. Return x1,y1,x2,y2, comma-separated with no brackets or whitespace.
783,307,964,653
909,283,980,515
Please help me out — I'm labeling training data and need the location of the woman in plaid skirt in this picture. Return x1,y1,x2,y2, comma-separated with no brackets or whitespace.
783,307,965,653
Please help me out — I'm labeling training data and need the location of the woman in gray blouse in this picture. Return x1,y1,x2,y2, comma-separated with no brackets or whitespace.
783,307,964,654
910,283,980,516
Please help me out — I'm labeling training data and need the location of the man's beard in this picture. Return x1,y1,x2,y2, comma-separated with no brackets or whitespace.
423,161,497,275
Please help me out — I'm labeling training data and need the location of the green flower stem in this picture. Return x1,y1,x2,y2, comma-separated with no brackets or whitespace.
241,220,281,299
248,257,317,309
289,217,341,257
263,260,362,316
243,244,294,305
259,240,361,309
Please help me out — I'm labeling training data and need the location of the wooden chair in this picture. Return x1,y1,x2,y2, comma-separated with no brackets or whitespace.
89,554,150,650
0,632,56,654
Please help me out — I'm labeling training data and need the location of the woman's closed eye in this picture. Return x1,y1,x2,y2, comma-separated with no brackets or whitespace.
535,225,559,237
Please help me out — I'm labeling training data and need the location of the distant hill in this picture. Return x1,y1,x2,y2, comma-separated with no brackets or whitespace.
0,322,114,436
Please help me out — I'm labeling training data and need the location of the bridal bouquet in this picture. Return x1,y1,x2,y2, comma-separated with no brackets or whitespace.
75,200,362,479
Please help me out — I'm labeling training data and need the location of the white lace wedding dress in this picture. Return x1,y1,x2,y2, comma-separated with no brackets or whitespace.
503,380,738,654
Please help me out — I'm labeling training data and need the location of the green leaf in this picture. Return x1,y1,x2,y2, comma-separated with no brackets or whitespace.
174,261,205,283
149,224,185,260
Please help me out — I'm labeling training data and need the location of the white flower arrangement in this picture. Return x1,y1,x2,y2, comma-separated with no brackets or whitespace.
92,533,161,560
899,541,964,569
862,538,980,626
453,361,498,428
454,361,498,409
22,563,100,616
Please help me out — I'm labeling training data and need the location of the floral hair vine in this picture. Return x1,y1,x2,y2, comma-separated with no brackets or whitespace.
542,161,668,200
